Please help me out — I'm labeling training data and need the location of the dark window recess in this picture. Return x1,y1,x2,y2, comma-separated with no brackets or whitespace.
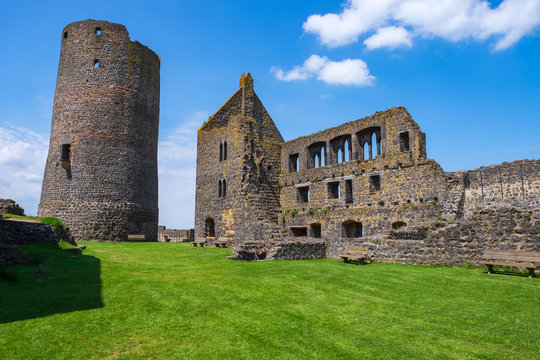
95,27,102,35
310,223,322,238
289,153,299,172
60,144,71,162
342,221,363,238
219,143,223,162
399,131,410,152
205,218,215,237
223,141,227,160
63,31,68,39
328,182,340,199
369,175,381,192
218,180,222,197
222,179,227,197
345,180,353,203
267,165,272,171
297,186,309,203
291,227,307,237
392,221,407,230
94,59,100,68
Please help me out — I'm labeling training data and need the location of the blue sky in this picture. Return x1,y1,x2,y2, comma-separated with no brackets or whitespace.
1,0,539,228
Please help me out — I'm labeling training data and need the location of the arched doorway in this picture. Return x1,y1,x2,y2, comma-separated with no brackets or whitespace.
205,217,215,237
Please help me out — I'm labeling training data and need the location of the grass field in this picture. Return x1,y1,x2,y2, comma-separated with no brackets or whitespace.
0,242,538,359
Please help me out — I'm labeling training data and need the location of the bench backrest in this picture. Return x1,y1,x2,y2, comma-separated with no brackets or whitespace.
127,234,146,241
344,246,369,256
484,250,540,263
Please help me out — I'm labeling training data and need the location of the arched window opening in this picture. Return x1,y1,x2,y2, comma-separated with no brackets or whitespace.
218,180,222,197
392,221,407,230
205,218,215,237
314,154,319,168
344,140,350,162
363,142,369,161
321,146,325,167
223,141,227,160
219,143,223,162
342,220,363,238
337,148,343,164
371,133,378,158
222,179,227,197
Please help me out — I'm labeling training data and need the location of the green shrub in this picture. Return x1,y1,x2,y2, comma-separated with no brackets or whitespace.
291,209,298,216
308,208,318,214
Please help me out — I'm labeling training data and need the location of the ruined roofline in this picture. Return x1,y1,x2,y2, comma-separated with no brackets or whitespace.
63,19,160,59
446,159,540,175
282,106,417,145
199,73,253,131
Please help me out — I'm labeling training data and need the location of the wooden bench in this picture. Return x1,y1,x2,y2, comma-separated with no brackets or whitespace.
484,250,540,278
214,238,228,248
340,246,371,264
127,234,146,242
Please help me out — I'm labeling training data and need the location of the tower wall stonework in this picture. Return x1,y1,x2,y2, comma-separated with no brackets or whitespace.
38,20,160,241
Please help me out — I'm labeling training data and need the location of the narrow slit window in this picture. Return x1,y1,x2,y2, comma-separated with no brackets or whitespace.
95,27,102,35
94,59,100,68
219,143,223,162
345,179,353,203
222,179,227,197
61,144,71,162
63,31,68,39
218,180,222,198
223,141,227,160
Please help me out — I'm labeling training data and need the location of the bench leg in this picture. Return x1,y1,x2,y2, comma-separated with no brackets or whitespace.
527,268,535,278
487,264,494,274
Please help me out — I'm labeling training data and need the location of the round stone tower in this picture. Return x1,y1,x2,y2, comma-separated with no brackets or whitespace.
38,20,160,241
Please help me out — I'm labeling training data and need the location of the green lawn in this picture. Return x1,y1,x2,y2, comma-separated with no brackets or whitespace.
1,242,538,360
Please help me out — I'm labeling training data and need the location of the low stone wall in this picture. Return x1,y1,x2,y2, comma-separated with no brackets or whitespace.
0,244,27,266
157,226,194,242
231,238,326,261
0,219,74,245
327,202,539,266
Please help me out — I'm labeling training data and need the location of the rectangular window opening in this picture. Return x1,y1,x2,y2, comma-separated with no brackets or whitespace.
291,227,308,237
369,175,381,192
328,182,340,199
94,59,100,68
95,27,102,35
399,131,410,152
63,31,68,39
297,186,309,203
310,224,322,238
289,153,299,173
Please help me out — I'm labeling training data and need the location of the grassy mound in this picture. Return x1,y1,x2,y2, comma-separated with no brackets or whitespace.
0,242,538,359
2,213,65,229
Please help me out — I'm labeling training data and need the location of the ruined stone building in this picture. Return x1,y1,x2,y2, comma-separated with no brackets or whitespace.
196,74,539,264
39,20,160,242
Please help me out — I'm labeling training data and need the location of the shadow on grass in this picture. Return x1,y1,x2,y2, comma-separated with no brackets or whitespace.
0,244,103,323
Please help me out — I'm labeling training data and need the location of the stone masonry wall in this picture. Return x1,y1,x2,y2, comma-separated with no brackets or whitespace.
195,74,284,247
0,199,25,216
38,20,160,242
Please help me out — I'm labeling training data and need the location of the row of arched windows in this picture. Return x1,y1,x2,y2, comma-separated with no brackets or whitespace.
218,179,227,198
219,141,228,162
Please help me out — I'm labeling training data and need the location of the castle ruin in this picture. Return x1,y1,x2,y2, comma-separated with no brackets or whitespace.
195,74,539,264
38,20,160,242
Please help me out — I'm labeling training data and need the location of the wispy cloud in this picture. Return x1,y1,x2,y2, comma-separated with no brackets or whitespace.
271,55,375,86
303,0,540,51
0,123,49,215
158,111,208,229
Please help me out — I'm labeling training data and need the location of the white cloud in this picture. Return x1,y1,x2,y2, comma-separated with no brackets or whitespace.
303,0,540,51
363,26,413,50
272,55,375,86
158,111,208,229
0,123,49,216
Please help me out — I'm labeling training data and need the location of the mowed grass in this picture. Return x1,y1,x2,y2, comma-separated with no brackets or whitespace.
0,242,538,360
